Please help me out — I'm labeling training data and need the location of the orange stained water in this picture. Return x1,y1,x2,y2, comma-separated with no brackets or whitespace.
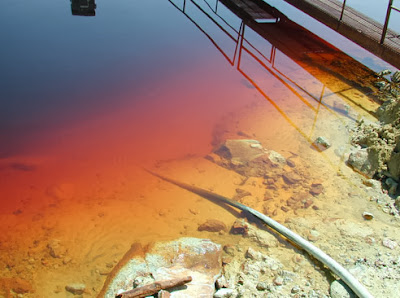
0,0,383,296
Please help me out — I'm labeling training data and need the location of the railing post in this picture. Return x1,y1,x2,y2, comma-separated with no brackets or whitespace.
381,0,394,44
339,0,347,21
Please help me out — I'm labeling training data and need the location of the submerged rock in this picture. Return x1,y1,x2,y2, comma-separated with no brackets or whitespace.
213,139,286,177
198,219,227,233
65,283,86,295
312,136,331,151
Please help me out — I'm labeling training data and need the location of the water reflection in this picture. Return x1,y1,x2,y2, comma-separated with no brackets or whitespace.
71,0,96,16
169,0,377,165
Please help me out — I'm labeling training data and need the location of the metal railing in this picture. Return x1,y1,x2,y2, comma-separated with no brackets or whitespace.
381,0,400,44
338,0,399,44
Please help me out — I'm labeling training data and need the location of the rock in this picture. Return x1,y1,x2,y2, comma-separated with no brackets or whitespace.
263,190,274,201
286,158,296,168
234,189,252,200
256,281,268,291
309,183,324,196
48,240,67,258
223,245,235,256
215,275,228,289
307,230,320,242
273,276,283,286
213,139,286,176
312,136,331,151
303,199,313,208
214,288,235,297
267,150,286,166
65,283,86,295
205,153,223,165
214,139,265,163
388,152,400,180
282,172,302,184
330,280,355,298
132,274,154,288
245,247,262,260
230,219,249,235
362,212,374,220
385,177,398,195
382,238,398,249
347,148,375,178
291,285,301,293
198,219,227,233
0,278,34,294
246,225,278,248
104,238,222,298
395,197,400,210
158,290,171,298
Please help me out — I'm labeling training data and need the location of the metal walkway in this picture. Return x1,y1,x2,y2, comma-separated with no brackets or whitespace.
282,0,400,69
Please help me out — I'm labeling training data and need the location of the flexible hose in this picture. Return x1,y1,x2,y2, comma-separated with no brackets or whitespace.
146,169,374,298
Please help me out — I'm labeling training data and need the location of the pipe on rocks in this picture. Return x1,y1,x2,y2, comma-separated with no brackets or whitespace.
146,169,374,298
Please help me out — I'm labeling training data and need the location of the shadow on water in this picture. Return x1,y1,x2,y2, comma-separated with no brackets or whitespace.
168,0,379,146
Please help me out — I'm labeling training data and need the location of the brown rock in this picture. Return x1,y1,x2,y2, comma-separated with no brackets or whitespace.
282,172,302,184
310,183,324,196
198,219,227,232
234,188,252,200
0,278,34,294
264,178,276,185
158,290,171,298
303,199,313,208
48,240,67,258
281,206,289,212
12,278,34,294
223,244,235,256
286,197,298,207
230,219,249,235
286,158,296,168
264,190,274,201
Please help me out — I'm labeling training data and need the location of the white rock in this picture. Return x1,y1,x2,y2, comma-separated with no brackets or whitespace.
382,238,398,250
330,280,355,298
214,288,235,297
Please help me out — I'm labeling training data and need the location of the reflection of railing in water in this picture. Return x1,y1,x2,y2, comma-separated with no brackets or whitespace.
169,0,353,144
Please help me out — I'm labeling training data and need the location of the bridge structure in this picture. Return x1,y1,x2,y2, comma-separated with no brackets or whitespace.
281,0,400,69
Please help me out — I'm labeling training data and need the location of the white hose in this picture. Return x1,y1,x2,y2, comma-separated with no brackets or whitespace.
146,169,374,298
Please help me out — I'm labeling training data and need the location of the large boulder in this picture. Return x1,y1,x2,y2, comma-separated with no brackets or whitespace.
104,238,222,297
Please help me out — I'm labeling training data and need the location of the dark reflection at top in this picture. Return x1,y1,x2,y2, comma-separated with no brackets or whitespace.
71,0,96,16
